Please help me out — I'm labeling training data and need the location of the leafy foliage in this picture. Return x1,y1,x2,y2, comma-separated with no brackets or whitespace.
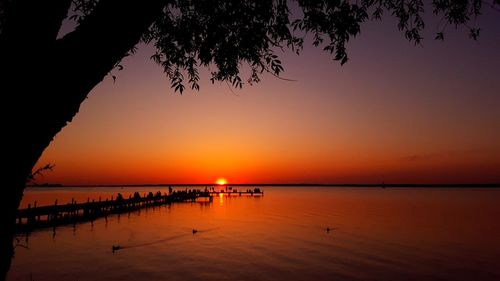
70,0,99,23
57,0,499,93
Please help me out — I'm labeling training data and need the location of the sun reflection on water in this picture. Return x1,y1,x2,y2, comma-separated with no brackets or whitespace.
219,192,224,206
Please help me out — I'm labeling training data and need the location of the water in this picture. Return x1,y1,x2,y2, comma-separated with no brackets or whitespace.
8,186,500,281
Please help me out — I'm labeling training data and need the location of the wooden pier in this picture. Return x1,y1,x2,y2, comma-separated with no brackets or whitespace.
208,187,264,196
15,188,263,232
209,188,264,196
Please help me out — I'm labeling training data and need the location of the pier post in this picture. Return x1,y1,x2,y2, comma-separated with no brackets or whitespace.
27,204,31,225
34,201,40,221
52,199,58,222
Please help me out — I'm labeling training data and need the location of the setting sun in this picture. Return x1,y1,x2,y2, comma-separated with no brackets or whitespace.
216,178,227,185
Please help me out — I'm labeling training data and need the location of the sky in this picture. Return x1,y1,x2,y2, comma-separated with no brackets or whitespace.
35,8,500,185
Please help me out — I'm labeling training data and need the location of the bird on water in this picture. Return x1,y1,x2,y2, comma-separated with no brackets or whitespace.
112,245,121,253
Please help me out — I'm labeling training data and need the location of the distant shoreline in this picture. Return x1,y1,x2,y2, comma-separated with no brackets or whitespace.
26,183,500,188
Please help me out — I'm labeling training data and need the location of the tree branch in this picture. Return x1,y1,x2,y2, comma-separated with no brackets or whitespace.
0,0,72,54
33,0,171,152
27,164,55,184
54,0,169,92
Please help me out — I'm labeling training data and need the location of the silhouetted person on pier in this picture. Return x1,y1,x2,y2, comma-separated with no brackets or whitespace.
116,193,124,202
134,192,141,200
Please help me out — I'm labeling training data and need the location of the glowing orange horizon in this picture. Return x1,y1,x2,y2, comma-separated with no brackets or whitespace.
31,30,500,186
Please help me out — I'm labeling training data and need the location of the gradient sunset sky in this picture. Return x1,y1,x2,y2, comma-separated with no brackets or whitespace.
35,9,500,185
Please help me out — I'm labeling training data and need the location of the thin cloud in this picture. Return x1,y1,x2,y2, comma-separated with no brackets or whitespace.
399,153,439,162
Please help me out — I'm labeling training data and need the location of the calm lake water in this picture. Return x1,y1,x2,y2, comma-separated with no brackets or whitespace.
8,186,500,281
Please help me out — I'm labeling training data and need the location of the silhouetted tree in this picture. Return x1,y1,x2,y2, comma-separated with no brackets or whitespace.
0,0,497,279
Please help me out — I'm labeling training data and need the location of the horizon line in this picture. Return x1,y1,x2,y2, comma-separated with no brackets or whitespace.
27,183,500,188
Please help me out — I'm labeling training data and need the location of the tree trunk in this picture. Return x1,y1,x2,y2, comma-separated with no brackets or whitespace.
0,179,25,281
0,0,167,279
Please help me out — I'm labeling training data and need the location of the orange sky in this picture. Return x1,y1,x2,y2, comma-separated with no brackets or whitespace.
34,13,500,185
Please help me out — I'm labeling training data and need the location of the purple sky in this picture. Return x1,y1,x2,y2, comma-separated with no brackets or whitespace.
36,7,500,184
